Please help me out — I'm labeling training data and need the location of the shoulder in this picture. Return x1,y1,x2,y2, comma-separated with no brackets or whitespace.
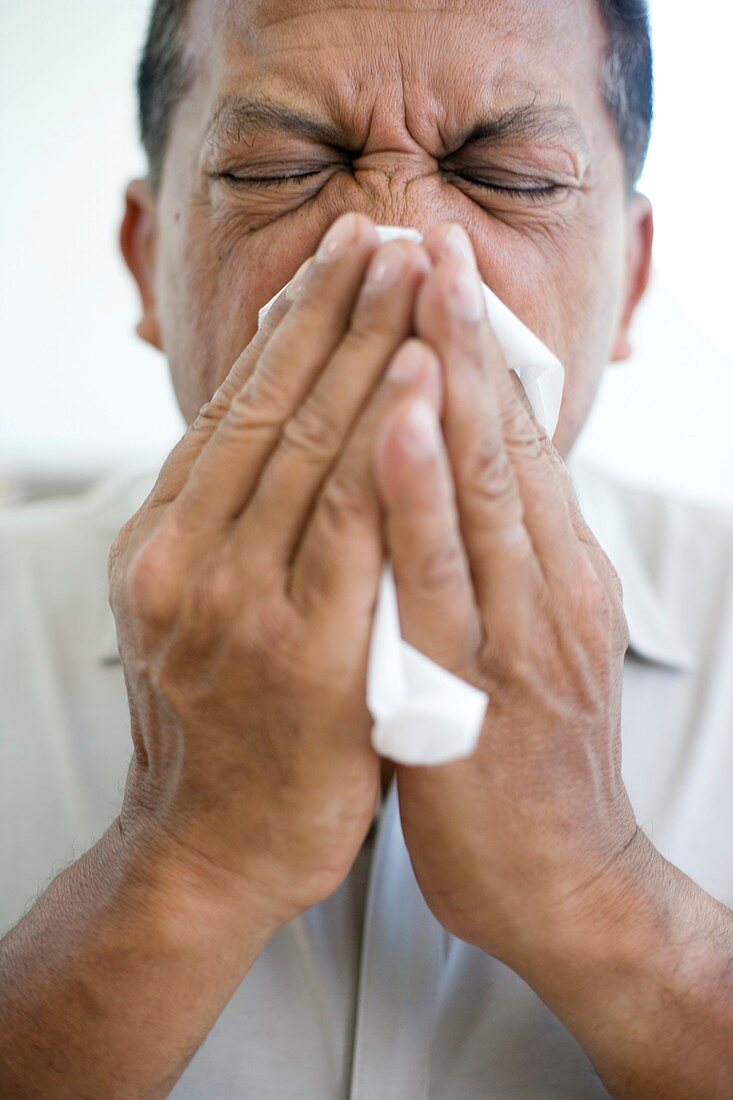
571,461,733,658
0,468,158,656
571,460,733,564
0,471,158,933
0,468,157,574
0,467,156,549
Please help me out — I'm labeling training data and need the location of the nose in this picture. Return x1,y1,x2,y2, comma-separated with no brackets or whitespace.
351,148,436,180
335,151,467,239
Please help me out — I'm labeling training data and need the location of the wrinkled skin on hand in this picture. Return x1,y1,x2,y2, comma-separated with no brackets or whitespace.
111,219,442,926
372,225,643,964
118,0,653,933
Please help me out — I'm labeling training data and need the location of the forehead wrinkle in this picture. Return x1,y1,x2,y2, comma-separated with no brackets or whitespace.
252,1,459,31
194,1,599,162
237,0,504,58
201,86,591,174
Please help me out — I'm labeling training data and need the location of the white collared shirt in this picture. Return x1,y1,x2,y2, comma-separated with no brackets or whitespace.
1,461,732,1098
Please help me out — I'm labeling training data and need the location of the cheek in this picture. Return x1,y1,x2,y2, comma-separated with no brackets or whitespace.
554,213,627,456
473,207,625,458
156,177,627,443
156,206,309,422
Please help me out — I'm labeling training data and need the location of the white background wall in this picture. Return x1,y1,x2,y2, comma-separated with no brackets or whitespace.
1,1,732,510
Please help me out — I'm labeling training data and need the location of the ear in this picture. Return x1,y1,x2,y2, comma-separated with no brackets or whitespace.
610,193,654,363
120,178,162,350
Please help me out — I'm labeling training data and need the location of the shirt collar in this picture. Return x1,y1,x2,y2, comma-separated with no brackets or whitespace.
95,463,695,673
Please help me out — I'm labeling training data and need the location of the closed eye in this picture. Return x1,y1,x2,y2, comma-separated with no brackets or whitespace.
216,168,565,204
448,173,564,201
218,169,328,187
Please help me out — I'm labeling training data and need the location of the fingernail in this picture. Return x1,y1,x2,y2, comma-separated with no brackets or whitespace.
364,245,405,292
387,342,425,383
316,213,359,261
286,258,312,299
451,266,484,321
441,224,476,267
401,399,440,460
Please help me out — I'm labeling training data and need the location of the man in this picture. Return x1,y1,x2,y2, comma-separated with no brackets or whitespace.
1,0,732,1095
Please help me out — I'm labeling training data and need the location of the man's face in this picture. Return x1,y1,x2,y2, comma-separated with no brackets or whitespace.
133,0,650,456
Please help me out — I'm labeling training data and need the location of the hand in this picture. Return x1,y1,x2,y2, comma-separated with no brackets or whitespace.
108,214,438,931
372,223,641,967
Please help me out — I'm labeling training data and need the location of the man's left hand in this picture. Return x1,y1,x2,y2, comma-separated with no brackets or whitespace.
372,223,651,966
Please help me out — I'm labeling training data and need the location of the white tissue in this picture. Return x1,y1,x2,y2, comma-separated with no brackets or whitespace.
257,225,565,767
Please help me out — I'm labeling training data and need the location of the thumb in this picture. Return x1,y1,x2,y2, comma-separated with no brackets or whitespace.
372,395,481,673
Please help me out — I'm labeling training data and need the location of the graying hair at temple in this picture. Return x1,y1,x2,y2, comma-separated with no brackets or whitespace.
136,0,653,193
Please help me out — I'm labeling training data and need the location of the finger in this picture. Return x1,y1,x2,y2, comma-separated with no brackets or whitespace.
173,212,381,534
505,373,621,597
421,221,479,269
288,340,444,614
477,332,597,591
372,393,482,672
413,244,544,619
416,236,591,599
242,240,432,564
420,226,621,641
424,223,594,559
142,284,296,516
497,373,627,654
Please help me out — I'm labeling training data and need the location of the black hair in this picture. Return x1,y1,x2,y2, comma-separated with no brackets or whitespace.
137,0,653,192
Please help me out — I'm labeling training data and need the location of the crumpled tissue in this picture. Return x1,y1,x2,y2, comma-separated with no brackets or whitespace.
257,225,565,767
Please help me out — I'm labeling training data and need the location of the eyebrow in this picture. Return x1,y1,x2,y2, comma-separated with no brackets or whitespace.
457,103,589,155
204,93,588,156
204,95,350,150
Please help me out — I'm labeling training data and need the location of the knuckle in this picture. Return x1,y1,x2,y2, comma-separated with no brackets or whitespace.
292,546,333,609
108,507,151,601
220,380,282,437
125,524,183,631
191,359,255,434
604,563,630,650
465,444,522,523
227,378,264,419
586,546,628,649
413,540,465,596
251,598,298,665
616,607,631,654
607,560,625,607
107,518,134,588
188,556,238,636
568,495,592,541
339,316,384,354
576,564,613,634
503,405,542,457
281,398,342,460
319,473,370,531
284,296,330,343
477,630,520,689
191,393,228,433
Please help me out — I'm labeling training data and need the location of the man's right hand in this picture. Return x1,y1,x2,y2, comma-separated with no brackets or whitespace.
108,213,440,931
